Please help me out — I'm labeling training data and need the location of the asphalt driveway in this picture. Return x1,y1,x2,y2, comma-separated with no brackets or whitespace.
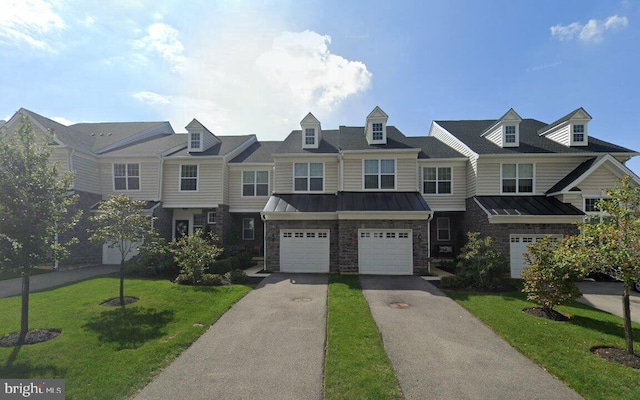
360,275,583,400
134,273,328,400
576,281,640,323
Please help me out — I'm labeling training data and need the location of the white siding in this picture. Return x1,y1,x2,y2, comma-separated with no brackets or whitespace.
429,123,478,197
559,193,583,210
72,153,100,194
99,158,161,200
544,125,570,147
578,166,621,197
229,166,274,210
483,126,502,147
342,153,417,192
419,162,467,211
161,160,224,207
273,156,338,193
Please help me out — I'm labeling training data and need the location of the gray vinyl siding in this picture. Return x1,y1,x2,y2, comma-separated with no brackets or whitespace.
419,162,466,211
72,153,100,194
161,160,224,207
203,132,219,150
229,166,274,210
50,147,70,172
273,156,338,193
100,158,161,201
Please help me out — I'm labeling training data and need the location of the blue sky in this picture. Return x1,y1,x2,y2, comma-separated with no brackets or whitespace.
2,1,639,171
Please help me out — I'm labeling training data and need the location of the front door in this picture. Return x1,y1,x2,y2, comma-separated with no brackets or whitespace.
175,220,189,238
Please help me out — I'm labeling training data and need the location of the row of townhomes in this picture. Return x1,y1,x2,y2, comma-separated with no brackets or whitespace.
1,107,638,278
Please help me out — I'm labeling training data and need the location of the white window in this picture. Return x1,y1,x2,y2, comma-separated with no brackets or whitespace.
113,163,140,191
505,125,516,144
207,211,216,224
372,123,384,141
243,171,269,196
573,125,585,143
193,214,205,230
190,132,202,150
242,218,255,240
305,128,315,145
501,163,533,193
364,159,395,190
294,162,324,192
180,165,198,191
437,217,451,241
423,167,452,194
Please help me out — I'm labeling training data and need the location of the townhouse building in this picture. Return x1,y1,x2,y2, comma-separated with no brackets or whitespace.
1,106,637,277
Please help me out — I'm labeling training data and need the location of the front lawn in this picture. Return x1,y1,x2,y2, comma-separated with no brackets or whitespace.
0,277,251,400
324,275,402,400
445,288,640,400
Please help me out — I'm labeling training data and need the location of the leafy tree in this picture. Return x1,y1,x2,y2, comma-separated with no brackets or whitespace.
448,232,508,290
171,230,223,285
0,115,79,344
89,195,155,307
521,236,583,318
558,176,640,354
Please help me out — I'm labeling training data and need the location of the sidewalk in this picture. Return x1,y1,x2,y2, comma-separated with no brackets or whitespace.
0,265,119,298
360,275,583,400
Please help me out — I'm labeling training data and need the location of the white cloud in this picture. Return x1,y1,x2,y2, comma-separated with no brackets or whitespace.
0,0,66,51
132,91,172,105
51,116,75,125
132,22,185,72
551,15,629,43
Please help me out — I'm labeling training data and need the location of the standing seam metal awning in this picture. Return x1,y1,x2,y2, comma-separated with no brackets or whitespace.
263,192,431,213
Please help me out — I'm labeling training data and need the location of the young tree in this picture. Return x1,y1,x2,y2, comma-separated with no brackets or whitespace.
558,176,640,354
171,229,223,285
0,115,79,344
89,195,155,307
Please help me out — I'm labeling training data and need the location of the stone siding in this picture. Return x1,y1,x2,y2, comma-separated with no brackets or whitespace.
430,211,466,259
153,205,173,241
60,190,102,265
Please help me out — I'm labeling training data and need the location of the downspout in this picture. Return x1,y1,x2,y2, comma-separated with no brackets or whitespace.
338,152,344,192
427,213,433,274
157,157,164,201
261,212,267,271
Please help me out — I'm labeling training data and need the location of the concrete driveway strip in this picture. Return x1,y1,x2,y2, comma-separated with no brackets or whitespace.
135,273,328,400
360,275,583,400
576,281,640,323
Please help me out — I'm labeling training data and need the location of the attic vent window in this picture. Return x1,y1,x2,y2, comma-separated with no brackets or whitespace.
305,128,315,145
573,125,585,142
372,123,384,141
505,126,516,144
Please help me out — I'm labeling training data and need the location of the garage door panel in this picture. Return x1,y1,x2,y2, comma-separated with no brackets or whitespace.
510,234,562,278
359,230,412,275
280,230,329,273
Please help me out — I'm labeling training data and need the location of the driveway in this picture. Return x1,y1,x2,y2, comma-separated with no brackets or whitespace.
360,275,583,400
134,273,328,400
576,281,640,323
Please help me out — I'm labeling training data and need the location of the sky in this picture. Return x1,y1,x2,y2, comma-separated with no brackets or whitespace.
1,1,639,171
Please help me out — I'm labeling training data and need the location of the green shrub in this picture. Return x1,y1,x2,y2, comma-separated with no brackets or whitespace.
201,273,223,286
174,273,194,285
454,232,508,290
440,274,473,289
521,236,583,314
172,231,223,283
125,237,176,278
225,269,247,284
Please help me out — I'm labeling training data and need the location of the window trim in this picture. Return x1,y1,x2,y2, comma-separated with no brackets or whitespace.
112,163,141,192
241,170,270,197
242,218,255,240
422,166,453,195
207,211,216,225
304,128,316,146
500,163,535,194
362,159,397,191
193,214,205,231
436,217,451,241
293,162,325,193
572,124,585,143
369,121,386,143
179,164,199,192
502,124,519,147
189,132,202,151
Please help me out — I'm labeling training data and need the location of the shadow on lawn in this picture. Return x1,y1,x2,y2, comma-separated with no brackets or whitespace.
0,346,67,378
83,307,175,350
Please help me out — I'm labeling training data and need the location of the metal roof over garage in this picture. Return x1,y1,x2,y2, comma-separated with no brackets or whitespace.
474,196,584,216
263,192,431,214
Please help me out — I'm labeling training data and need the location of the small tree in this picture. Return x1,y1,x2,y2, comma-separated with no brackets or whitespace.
521,236,583,318
0,116,79,344
89,195,155,307
454,232,508,290
558,176,640,355
172,230,223,285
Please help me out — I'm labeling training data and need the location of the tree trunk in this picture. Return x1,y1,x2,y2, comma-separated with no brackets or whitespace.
119,259,125,307
19,274,30,344
623,283,634,355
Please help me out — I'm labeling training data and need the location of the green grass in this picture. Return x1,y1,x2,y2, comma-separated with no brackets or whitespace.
444,288,640,400
0,267,52,281
324,275,402,400
0,277,251,400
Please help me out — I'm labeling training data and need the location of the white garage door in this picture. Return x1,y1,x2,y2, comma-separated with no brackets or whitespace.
102,242,139,265
358,229,413,275
280,230,330,273
509,234,562,278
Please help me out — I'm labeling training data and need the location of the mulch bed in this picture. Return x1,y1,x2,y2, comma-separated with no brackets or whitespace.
522,307,571,321
0,329,61,347
592,347,640,369
100,296,139,307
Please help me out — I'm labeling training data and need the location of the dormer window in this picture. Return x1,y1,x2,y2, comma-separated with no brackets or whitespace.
365,106,389,145
189,132,202,151
504,126,516,144
573,125,585,142
305,128,316,146
300,112,321,149
372,123,384,141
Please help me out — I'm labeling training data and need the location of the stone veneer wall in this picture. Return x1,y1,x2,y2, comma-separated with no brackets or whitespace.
264,220,340,272
213,205,231,243
153,206,173,241
430,211,466,258
338,219,429,274
462,198,579,256
60,190,102,265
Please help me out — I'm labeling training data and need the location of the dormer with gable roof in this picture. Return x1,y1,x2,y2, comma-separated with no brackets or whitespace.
365,106,389,145
480,108,522,148
537,108,592,147
185,118,220,152
300,112,321,149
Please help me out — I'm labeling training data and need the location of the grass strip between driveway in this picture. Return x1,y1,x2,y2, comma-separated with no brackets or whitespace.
444,288,640,400
325,275,402,400
0,277,251,400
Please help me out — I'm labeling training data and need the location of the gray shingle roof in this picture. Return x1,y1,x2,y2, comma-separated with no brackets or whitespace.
230,141,282,163
338,126,416,151
537,107,592,134
99,134,187,157
72,121,174,152
435,119,635,155
545,156,602,194
404,137,466,159
167,135,254,157
475,196,584,216
274,130,340,154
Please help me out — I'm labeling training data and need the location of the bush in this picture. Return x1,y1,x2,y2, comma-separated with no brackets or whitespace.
225,269,247,284
175,273,194,285
454,232,508,290
172,231,223,284
201,273,223,286
440,274,473,289
207,252,253,275
521,236,583,313
125,237,176,278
